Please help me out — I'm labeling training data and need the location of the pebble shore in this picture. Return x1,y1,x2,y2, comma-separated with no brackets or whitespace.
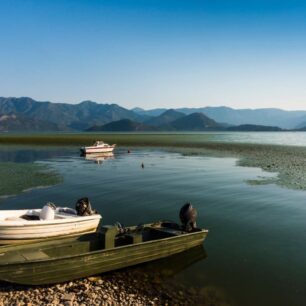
0,268,231,306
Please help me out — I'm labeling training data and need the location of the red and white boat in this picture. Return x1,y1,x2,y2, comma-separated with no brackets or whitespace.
81,141,116,154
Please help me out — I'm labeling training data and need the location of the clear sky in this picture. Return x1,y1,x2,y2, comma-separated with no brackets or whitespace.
0,0,306,110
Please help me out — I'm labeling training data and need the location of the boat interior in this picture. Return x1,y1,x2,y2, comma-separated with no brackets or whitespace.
0,222,203,264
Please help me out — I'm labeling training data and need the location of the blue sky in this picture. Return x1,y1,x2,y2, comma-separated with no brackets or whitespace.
0,0,305,110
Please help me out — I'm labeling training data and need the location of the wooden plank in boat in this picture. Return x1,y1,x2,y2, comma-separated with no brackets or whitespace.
22,250,49,261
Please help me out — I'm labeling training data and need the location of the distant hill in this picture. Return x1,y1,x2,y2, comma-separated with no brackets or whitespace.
132,107,167,117
87,119,156,132
177,107,306,129
137,106,306,129
86,112,223,132
227,124,283,132
168,112,223,131
0,113,61,132
144,109,185,127
0,97,146,131
294,116,306,129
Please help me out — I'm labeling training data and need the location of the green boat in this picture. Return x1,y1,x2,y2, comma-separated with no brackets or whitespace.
0,221,208,285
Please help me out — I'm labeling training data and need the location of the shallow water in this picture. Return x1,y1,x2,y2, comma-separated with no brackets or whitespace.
0,146,305,306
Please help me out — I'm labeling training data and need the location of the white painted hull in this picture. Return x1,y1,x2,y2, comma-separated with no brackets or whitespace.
0,209,101,241
83,146,115,154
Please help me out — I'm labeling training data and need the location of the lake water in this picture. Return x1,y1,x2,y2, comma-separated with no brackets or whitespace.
152,131,306,147
0,144,306,306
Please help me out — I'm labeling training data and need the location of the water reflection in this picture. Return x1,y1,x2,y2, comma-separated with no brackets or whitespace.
133,245,207,279
0,146,73,163
82,152,114,165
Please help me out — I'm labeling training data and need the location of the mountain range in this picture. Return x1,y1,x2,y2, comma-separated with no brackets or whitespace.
132,107,306,129
0,97,144,131
1,97,306,132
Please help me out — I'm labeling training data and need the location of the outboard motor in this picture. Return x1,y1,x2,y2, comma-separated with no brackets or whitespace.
75,197,97,216
179,202,197,232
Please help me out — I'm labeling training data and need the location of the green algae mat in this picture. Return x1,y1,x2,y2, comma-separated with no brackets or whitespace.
0,162,62,199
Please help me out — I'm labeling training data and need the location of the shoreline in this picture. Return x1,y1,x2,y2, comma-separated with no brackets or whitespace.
0,255,231,306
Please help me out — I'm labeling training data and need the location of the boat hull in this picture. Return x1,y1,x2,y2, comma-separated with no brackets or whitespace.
0,210,101,243
81,145,115,154
0,229,207,285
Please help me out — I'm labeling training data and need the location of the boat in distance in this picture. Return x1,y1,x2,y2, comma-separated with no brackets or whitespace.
0,221,208,285
80,141,116,154
0,208,101,244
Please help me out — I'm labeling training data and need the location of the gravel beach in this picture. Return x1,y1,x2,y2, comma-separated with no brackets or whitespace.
0,268,231,306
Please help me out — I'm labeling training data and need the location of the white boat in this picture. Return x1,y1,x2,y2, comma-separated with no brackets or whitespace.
81,141,116,154
0,208,102,244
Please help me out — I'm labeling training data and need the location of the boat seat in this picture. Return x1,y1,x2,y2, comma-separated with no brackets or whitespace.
125,232,143,244
21,250,50,261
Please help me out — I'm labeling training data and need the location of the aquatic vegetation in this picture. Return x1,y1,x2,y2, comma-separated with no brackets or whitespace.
167,144,306,191
0,162,62,199
246,177,278,186
0,133,215,147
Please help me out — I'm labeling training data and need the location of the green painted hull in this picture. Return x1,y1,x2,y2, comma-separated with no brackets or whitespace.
0,224,208,285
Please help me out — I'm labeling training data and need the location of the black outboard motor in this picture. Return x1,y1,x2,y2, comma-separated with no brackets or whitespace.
75,197,97,216
179,202,197,232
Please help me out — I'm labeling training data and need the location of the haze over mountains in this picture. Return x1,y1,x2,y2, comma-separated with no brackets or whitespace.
1,97,306,132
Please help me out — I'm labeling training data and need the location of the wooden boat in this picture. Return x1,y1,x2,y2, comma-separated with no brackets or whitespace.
80,141,116,154
0,221,208,285
0,208,102,244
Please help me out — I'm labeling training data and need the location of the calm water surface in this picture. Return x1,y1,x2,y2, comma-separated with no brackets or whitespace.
214,131,306,146
175,131,306,146
0,146,305,306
